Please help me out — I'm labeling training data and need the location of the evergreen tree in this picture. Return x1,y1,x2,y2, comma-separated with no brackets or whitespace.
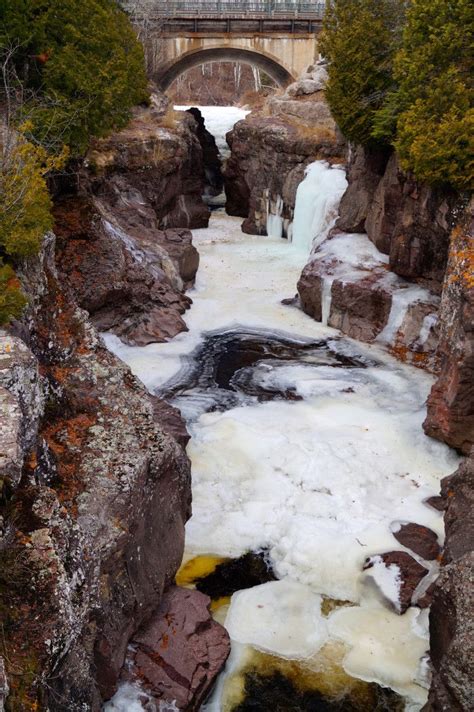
1,0,149,154
320,0,405,146
393,0,473,190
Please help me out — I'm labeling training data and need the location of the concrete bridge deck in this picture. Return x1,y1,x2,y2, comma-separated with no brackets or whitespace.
131,1,325,18
123,1,322,90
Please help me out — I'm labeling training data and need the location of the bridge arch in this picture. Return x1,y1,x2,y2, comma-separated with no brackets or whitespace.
155,47,295,91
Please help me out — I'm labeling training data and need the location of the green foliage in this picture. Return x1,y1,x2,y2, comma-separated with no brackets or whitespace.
392,0,474,191
0,262,27,324
0,128,64,323
321,0,473,190
320,0,405,146
1,0,149,155
0,129,61,258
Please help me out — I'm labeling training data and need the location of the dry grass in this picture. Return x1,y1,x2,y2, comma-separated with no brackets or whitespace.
286,117,336,143
158,106,182,130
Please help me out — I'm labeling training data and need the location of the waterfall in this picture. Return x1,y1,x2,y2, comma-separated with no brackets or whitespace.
292,161,348,254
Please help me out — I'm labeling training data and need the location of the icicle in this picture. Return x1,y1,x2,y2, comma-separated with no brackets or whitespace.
377,286,432,346
266,195,284,239
292,162,348,254
321,278,334,326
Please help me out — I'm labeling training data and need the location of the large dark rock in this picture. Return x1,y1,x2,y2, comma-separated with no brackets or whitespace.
335,145,460,293
336,145,390,235
329,276,393,342
367,155,459,291
86,101,210,231
0,234,192,711
150,396,191,449
186,107,223,197
392,523,441,561
440,457,474,565
428,551,474,711
53,197,196,346
424,199,474,454
52,99,206,348
124,587,231,711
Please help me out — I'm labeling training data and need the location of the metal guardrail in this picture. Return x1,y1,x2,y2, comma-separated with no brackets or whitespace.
124,1,325,18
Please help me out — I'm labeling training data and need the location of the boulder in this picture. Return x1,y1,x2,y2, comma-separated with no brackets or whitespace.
224,96,345,236
391,523,441,561
86,100,210,230
125,587,231,711
363,551,429,614
53,198,197,346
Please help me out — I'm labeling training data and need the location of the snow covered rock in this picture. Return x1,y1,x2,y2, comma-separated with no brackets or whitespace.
364,552,429,614
297,232,440,368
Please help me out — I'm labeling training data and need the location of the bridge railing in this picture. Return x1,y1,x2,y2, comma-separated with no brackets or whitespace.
124,1,326,19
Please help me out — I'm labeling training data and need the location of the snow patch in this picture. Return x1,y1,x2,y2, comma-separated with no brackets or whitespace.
364,555,402,611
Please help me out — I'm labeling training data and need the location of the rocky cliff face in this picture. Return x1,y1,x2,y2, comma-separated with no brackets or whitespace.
86,98,210,231
51,99,209,347
424,200,474,455
0,95,235,711
0,234,192,710
297,144,468,374
427,454,474,711
337,147,460,294
224,64,345,236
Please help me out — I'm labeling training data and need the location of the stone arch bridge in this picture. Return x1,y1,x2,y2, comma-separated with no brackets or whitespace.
123,1,324,90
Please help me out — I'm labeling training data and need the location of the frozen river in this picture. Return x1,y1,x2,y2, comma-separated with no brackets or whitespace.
104,108,459,712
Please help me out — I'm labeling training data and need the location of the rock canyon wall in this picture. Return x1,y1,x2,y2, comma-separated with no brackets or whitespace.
0,99,230,711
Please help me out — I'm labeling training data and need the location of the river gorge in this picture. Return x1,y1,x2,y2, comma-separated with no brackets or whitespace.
0,53,472,712
102,108,464,712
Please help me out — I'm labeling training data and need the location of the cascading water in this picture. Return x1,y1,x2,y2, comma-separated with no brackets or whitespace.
104,109,459,712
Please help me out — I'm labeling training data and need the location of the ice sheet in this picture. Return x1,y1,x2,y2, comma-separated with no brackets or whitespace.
103,147,459,710
225,580,328,659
